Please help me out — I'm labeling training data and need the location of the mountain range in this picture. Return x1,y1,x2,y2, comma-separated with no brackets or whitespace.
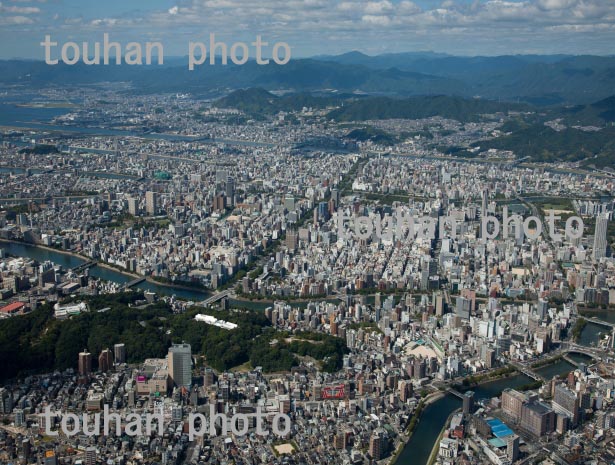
3,52,615,105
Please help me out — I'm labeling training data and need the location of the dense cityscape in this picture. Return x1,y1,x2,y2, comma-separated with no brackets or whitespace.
0,73,615,465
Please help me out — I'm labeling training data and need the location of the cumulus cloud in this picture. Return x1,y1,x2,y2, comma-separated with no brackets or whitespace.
364,1,393,15
3,0,615,55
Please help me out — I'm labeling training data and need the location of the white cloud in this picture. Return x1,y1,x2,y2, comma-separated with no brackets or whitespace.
168,6,179,15
364,1,393,15
536,0,577,10
0,15,34,24
0,2,40,14
362,14,390,25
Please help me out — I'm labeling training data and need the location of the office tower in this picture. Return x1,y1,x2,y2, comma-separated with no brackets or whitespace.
433,291,444,316
506,435,520,461
114,343,126,364
226,176,235,206
168,343,192,388
318,201,328,221
455,296,471,320
331,188,340,208
213,194,226,211
553,384,579,426
98,348,113,372
127,197,139,216
593,214,608,260
286,229,298,251
537,298,548,320
145,191,158,216
78,350,92,376
463,391,475,414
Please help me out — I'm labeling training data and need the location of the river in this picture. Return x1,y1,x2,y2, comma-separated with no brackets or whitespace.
397,340,601,465
396,373,534,465
0,241,209,301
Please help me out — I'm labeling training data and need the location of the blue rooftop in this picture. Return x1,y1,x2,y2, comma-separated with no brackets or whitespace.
487,418,514,438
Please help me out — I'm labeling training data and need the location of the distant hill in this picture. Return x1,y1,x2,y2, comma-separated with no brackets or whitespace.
474,124,615,165
215,89,528,123
328,95,528,123
559,96,615,126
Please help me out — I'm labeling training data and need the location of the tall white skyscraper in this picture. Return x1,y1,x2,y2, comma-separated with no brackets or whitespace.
145,191,158,216
168,343,192,388
593,214,608,260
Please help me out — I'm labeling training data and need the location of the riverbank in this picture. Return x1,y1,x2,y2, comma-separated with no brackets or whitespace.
426,408,461,465
0,238,210,299
393,366,533,465
389,391,445,464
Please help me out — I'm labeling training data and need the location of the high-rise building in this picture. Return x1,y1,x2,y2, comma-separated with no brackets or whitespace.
145,191,158,216
14,408,25,427
537,298,549,320
78,350,92,376
226,176,235,206
330,189,340,208
0,388,12,414
98,348,113,372
553,384,579,426
114,343,126,364
506,435,520,461
502,388,527,423
462,391,475,415
215,169,227,185
128,197,139,216
85,447,97,465
369,429,386,460
520,401,555,437
286,229,298,251
455,296,471,320
168,343,192,388
593,214,608,260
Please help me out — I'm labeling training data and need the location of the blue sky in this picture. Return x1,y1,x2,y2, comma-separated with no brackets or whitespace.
1,0,614,59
